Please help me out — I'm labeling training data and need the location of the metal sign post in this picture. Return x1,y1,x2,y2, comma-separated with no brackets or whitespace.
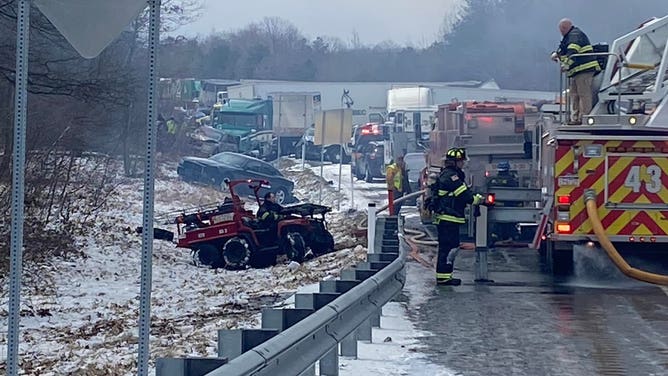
318,111,326,204
6,1,30,374
337,109,344,211
301,98,307,170
137,1,161,375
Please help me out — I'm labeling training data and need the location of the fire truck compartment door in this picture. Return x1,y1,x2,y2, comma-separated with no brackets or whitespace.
605,153,668,210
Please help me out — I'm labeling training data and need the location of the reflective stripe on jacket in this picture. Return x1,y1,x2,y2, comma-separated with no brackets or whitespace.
386,163,403,191
558,26,601,77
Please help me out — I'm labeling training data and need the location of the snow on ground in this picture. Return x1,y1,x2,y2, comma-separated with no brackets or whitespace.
284,159,389,212
1,155,442,375
339,302,455,376
0,158,368,375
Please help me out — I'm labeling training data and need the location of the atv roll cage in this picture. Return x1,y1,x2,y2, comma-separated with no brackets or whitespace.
174,178,270,235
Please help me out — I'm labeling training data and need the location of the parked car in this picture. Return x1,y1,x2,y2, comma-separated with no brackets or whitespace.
177,152,296,204
294,125,351,164
403,152,427,206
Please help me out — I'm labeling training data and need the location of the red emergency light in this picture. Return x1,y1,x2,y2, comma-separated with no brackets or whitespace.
485,194,495,205
557,195,571,205
476,116,495,124
361,128,380,135
556,223,572,234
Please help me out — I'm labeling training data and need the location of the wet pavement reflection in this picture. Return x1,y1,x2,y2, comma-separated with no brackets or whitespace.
403,222,668,376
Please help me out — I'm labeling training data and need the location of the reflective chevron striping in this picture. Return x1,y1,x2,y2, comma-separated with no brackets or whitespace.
554,140,668,237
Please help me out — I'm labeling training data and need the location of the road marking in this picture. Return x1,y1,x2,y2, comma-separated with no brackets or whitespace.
660,286,668,297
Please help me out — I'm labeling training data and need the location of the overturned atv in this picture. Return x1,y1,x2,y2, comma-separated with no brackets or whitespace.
174,178,335,270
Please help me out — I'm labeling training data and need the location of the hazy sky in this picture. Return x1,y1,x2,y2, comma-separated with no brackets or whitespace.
177,0,466,46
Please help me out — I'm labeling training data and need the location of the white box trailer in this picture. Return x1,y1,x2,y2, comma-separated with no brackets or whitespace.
268,92,322,156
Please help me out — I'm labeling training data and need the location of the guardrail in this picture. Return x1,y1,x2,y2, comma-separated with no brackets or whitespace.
156,204,407,376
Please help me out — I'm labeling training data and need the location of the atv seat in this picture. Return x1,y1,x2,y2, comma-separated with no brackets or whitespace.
242,217,263,229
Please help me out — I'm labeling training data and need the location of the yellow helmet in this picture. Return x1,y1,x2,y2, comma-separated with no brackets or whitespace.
444,147,467,161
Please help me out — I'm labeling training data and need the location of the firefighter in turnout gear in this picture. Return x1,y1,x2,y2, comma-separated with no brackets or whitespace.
552,18,601,124
428,148,484,285
386,155,407,214
257,192,283,228
486,161,519,190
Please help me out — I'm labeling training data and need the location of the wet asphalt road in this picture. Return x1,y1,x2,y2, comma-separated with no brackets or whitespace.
401,219,668,376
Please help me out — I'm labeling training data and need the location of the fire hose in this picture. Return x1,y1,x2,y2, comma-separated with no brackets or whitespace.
584,189,668,285
354,189,477,269
356,190,438,245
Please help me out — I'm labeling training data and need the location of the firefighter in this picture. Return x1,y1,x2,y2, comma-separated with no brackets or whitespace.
551,18,601,125
257,192,284,227
486,161,520,243
386,155,407,214
428,147,484,285
486,161,519,189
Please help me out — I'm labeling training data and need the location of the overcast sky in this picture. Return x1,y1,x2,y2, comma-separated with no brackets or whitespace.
177,0,466,46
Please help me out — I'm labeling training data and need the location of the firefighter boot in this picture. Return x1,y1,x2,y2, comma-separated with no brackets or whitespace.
437,277,462,286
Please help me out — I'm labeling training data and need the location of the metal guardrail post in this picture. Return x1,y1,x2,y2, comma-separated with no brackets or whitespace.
357,318,373,342
299,365,316,376
475,206,493,283
156,358,227,376
201,213,406,376
319,347,339,376
295,293,340,376
340,331,358,358
370,307,381,327
367,202,376,253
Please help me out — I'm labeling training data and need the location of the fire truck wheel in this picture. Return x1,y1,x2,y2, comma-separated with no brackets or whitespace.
284,232,306,263
194,243,225,269
223,237,251,270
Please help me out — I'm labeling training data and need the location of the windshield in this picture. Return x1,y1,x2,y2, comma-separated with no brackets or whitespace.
210,152,246,167
404,153,425,182
214,113,262,129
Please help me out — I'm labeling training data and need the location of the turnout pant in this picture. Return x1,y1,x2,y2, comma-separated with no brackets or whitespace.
392,189,404,214
569,71,594,123
436,220,460,281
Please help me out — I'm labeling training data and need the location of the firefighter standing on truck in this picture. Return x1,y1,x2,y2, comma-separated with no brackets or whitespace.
428,148,484,286
551,18,601,125
386,155,407,214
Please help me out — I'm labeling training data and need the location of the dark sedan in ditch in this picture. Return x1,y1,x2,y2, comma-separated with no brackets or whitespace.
177,152,297,204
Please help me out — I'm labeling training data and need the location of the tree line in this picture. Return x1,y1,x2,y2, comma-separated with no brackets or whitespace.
0,0,666,262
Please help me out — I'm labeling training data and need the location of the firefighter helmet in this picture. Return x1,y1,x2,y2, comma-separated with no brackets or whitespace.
443,147,467,161
497,161,511,172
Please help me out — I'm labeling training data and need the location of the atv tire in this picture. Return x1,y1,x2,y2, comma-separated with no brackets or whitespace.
284,232,306,263
310,230,335,256
194,243,224,268
223,237,252,270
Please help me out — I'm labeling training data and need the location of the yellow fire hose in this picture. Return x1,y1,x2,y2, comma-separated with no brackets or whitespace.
584,189,668,285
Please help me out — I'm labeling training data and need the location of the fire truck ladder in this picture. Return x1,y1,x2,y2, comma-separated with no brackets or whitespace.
591,14,668,127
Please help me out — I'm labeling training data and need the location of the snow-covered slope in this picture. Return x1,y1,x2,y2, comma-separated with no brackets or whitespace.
0,158,367,375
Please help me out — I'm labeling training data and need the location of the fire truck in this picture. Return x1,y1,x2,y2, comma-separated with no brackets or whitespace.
419,101,543,243
535,14,668,276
